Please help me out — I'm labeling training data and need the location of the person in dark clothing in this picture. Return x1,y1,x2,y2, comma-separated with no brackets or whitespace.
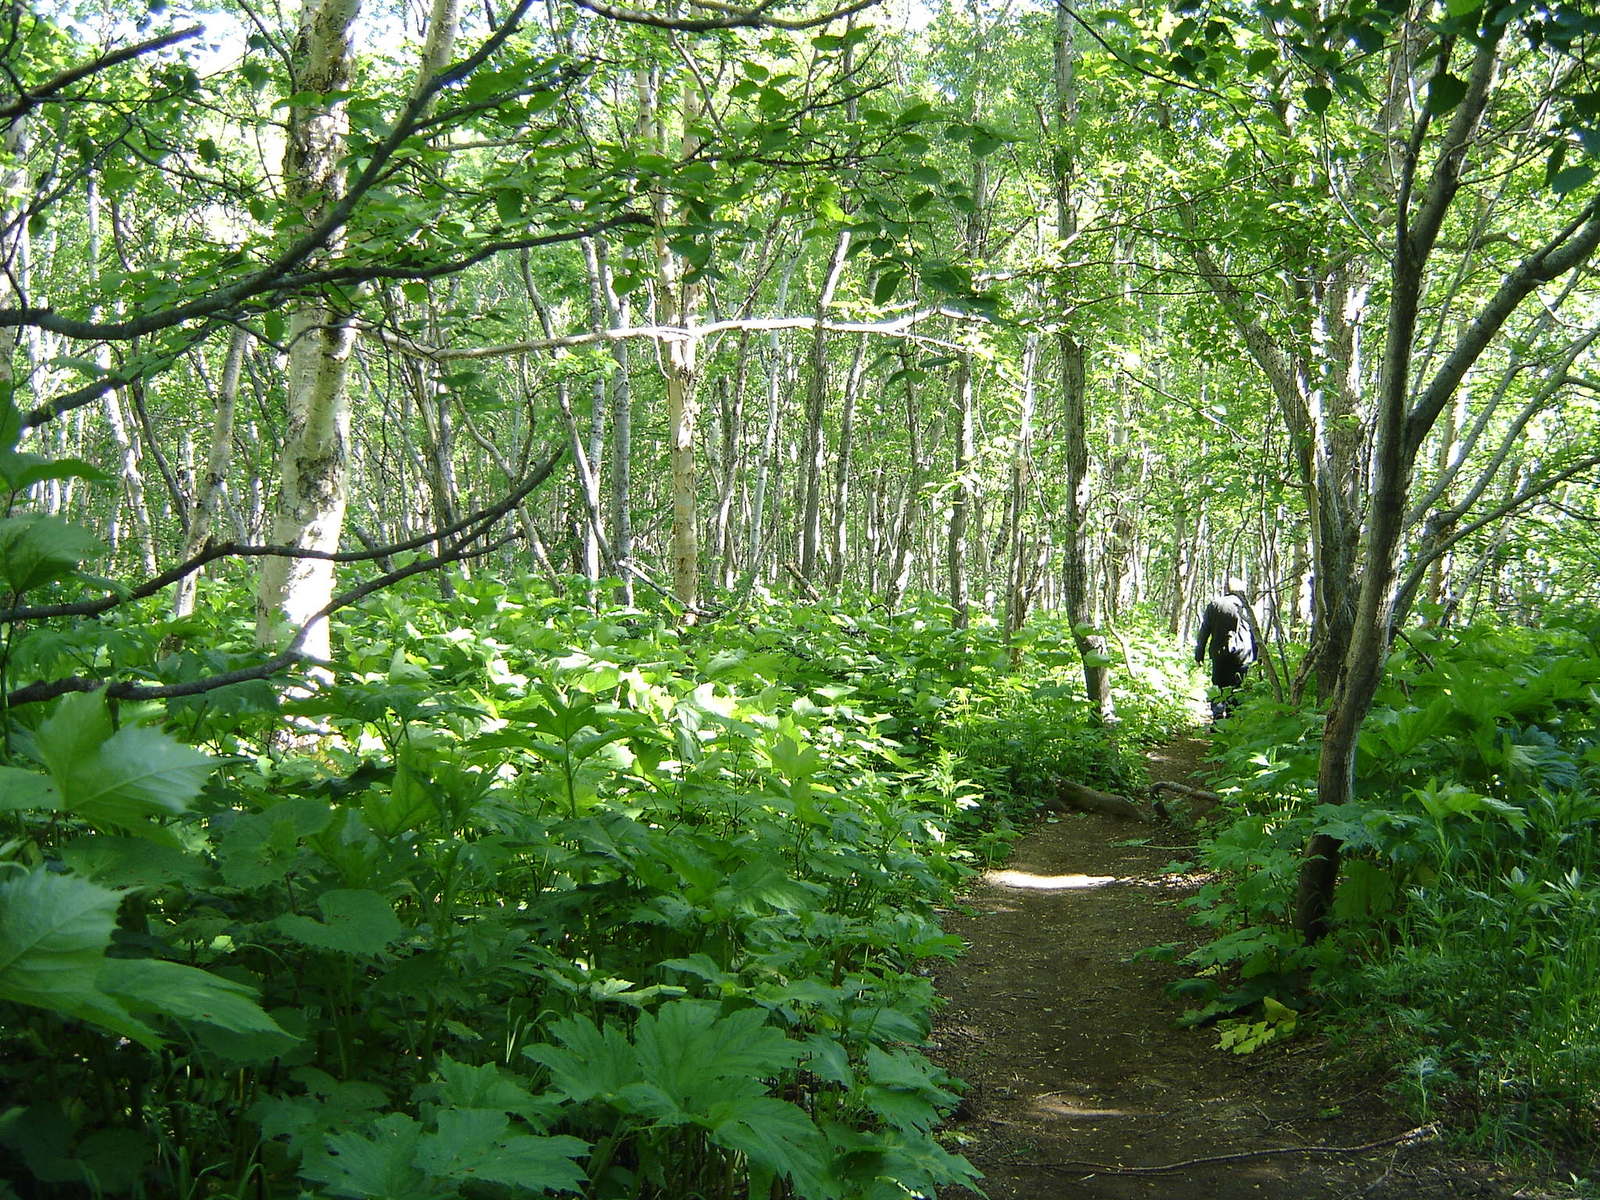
1195,577,1258,720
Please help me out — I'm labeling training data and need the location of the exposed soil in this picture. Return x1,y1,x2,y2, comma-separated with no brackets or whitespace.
931,731,1548,1199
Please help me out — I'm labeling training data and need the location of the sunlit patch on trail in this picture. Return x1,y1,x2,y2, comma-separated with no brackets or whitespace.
1032,1092,1136,1119
986,870,1120,890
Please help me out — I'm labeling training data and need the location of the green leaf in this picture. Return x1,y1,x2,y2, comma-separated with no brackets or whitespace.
0,514,102,593
0,765,59,811
99,957,294,1039
36,694,215,833
1443,0,1478,15
1303,84,1332,115
276,889,404,955
524,1015,639,1103
414,1110,588,1191
1425,72,1468,115
0,869,118,1011
427,1057,549,1122
872,270,903,305
493,188,522,222
300,1114,439,1200
862,1046,957,1131
59,835,220,889
216,798,335,888
0,451,112,491
1550,164,1596,195
705,1096,825,1195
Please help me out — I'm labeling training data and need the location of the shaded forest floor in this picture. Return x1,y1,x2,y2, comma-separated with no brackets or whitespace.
931,730,1552,1199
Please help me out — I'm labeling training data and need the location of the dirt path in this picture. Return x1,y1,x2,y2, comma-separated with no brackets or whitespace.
931,733,1531,1199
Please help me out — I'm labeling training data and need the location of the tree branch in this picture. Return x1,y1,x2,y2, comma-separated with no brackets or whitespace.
0,25,203,125
1,0,547,346
361,306,983,360
1404,195,1600,458
1,448,564,626
2,530,522,709
566,0,881,31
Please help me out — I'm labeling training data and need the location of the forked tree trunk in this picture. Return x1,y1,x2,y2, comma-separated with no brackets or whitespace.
1296,22,1600,940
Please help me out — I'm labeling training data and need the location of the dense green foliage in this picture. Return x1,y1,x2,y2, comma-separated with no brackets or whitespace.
1185,622,1600,1164
0,440,1191,1198
4,0,1600,1190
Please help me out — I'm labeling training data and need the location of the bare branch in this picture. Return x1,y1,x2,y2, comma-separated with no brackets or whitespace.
567,0,881,31
361,306,984,360
2,530,521,709
1,448,565,625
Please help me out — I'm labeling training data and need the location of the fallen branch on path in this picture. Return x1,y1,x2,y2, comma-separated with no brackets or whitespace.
1045,780,1154,823
1024,1123,1439,1176
1150,780,1221,804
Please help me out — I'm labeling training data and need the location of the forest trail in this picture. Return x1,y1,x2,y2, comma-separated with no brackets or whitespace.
931,732,1529,1200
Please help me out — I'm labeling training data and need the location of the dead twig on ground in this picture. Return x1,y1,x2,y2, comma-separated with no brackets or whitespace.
1024,1124,1439,1176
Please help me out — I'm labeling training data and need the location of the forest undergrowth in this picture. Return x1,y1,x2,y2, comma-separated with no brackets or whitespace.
0,467,1191,1200
1182,616,1600,1185
9,435,1600,1195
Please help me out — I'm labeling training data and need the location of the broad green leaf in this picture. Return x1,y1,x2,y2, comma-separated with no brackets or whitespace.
216,797,335,888
0,870,117,1009
0,766,58,811
706,1096,825,1195
1550,164,1596,195
862,1047,957,1131
276,889,403,955
631,1002,801,1113
428,1057,549,1122
524,1015,638,1102
1425,72,1468,115
300,1114,441,1200
59,835,221,889
0,451,112,491
0,514,102,594
414,1109,587,1190
99,957,294,1040
1303,84,1331,115
0,392,19,452
37,694,214,833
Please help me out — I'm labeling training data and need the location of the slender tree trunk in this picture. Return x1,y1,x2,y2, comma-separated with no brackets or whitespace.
255,0,367,664
582,235,634,604
88,173,158,574
946,356,975,628
174,328,248,617
799,232,851,581
1052,0,1112,718
1004,334,1040,656
825,334,867,591
746,255,800,585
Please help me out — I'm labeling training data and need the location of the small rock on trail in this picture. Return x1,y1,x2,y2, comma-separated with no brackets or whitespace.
931,734,1530,1199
